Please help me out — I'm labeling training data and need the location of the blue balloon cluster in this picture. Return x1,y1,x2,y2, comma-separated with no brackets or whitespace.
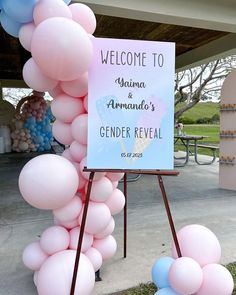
152,257,181,295
24,108,54,152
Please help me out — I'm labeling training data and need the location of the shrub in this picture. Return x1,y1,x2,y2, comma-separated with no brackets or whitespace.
178,116,196,125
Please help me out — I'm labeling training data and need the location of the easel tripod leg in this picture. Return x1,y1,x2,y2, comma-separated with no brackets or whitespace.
70,171,95,295
123,173,127,258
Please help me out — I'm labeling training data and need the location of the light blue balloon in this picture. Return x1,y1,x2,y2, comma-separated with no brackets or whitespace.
0,10,21,37
63,0,72,5
2,0,37,23
156,287,181,295
152,257,175,288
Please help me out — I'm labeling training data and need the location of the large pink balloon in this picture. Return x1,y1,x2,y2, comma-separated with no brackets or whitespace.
33,0,72,26
22,241,48,271
85,247,103,272
19,22,36,51
60,72,88,98
31,17,93,81
51,94,84,123
69,226,93,252
93,235,117,260
196,264,234,295
71,114,88,145
69,140,87,163
23,58,58,92
52,120,73,145
172,224,221,267
40,226,70,255
86,176,113,203
168,257,203,294
37,250,95,295
78,202,111,235
95,217,115,239
19,154,79,209
53,195,82,222
105,188,126,215
69,3,96,34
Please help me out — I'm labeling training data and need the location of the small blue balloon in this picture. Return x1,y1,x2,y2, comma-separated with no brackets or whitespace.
0,10,21,37
156,287,181,295
63,0,72,5
152,257,175,288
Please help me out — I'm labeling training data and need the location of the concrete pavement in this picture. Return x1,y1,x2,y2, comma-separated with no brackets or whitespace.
0,152,236,295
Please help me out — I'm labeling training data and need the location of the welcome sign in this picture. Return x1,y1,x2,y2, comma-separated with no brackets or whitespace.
87,38,175,169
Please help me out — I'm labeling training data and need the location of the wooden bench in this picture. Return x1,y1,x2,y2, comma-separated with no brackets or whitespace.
189,143,219,165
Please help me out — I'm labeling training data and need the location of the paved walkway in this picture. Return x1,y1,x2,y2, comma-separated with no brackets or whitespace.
0,153,236,295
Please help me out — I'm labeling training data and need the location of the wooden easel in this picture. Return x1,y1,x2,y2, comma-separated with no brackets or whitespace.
70,168,181,295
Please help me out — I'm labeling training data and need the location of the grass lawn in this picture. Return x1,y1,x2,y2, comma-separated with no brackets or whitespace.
113,262,236,295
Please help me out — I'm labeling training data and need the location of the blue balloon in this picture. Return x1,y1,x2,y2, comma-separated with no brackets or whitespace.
63,0,72,5
152,257,175,288
2,0,37,23
156,287,181,295
0,10,21,37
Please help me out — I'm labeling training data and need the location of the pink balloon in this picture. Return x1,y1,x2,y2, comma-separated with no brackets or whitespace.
77,169,87,191
69,140,87,163
23,58,58,92
168,257,203,294
80,156,106,181
106,172,125,182
55,218,79,230
105,188,125,215
85,247,103,272
83,94,88,112
172,224,221,267
48,84,63,98
93,235,117,260
69,3,96,34
71,114,88,145
31,17,92,81
86,176,113,203
112,180,119,189
69,226,93,252
51,94,84,123
19,22,35,51
61,148,74,162
22,241,48,271
19,154,79,209
37,250,95,295
78,201,111,235
53,195,82,222
60,72,88,98
40,226,70,255
95,217,115,239
52,120,73,145
33,0,72,26
196,264,234,295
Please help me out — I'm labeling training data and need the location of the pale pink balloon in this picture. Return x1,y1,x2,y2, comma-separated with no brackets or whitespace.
71,114,88,145
85,247,103,272
48,84,63,98
52,120,73,145
60,72,88,98
196,264,234,295
78,201,111,235
19,22,35,51
168,257,203,294
61,148,74,162
53,195,82,222
69,3,96,34
33,0,72,26
69,140,87,163
37,250,95,295
51,94,84,123
69,226,93,252
86,176,113,203
83,94,88,112
79,156,106,181
93,235,117,260
31,17,93,81
56,218,80,230
105,188,125,215
95,217,115,239
19,154,79,209
106,172,125,182
23,58,58,92
171,224,221,267
22,241,48,271
40,226,70,255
